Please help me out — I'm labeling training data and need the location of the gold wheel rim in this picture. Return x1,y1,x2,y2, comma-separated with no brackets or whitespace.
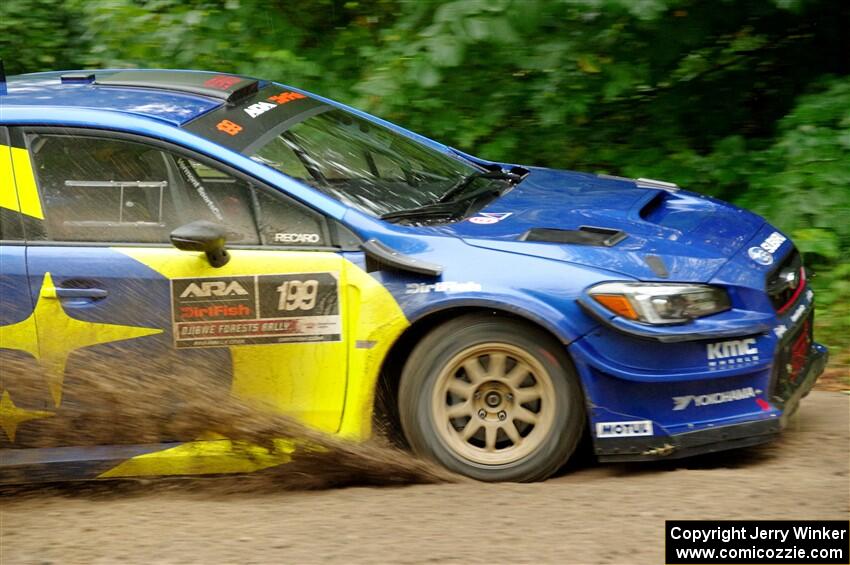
431,343,557,466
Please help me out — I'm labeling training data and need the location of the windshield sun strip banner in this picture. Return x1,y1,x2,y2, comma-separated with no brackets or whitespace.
182,84,328,153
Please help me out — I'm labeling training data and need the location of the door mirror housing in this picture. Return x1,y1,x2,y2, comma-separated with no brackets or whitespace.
170,221,231,268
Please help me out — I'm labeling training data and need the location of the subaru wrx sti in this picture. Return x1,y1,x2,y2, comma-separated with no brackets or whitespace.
0,69,827,482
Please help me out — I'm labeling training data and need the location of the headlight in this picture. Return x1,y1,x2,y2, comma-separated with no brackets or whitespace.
588,282,731,325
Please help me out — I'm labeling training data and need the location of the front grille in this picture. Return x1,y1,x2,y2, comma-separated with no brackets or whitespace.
766,248,804,312
770,311,814,402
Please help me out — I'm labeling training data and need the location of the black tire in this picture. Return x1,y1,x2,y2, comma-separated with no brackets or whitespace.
398,314,585,482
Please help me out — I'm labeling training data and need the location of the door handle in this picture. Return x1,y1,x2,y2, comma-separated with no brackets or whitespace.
42,287,109,299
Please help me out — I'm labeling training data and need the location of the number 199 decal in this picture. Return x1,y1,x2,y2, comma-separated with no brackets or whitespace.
171,272,340,348
277,279,319,311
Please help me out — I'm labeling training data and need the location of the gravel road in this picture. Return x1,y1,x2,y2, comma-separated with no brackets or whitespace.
1,391,847,565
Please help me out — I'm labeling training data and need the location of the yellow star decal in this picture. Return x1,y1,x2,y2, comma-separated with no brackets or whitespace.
0,390,54,442
0,272,163,407
0,302,39,359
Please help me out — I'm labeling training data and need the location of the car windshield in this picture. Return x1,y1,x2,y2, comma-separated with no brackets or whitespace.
182,85,513,219
247,108,483,216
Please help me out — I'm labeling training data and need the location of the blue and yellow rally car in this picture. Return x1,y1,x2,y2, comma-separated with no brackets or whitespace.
0,69,828,482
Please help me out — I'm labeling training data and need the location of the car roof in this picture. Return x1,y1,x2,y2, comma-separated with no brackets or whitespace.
0,69,266,126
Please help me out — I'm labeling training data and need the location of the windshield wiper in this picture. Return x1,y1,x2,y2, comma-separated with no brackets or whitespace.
436,170,523,203
380,169,523,224
379,205,460,223
381,184,503,223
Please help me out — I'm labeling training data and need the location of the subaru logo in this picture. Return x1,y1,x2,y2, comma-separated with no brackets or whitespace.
748,246,773,266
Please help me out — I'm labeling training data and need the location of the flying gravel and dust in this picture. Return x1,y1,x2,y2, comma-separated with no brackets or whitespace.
0,350,847,564
0,353,459,491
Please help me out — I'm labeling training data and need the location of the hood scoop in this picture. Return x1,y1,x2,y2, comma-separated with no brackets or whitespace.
638,190,670,223
520,226,627,247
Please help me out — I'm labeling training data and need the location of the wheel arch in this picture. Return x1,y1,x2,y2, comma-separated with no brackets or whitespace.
373,303,581,443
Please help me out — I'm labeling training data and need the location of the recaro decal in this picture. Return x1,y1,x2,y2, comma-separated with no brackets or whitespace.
274,232,321,244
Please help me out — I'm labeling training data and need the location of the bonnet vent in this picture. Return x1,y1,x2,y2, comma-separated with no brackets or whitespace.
521,226,627,247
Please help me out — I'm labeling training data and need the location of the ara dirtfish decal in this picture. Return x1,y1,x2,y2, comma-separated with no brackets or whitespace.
171,272,341,348
468,212,513,225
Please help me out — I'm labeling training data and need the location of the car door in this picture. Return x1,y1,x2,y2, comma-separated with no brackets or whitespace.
8,127,350,463
0,126,47,453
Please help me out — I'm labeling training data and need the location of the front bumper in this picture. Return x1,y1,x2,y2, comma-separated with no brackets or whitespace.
594,342,828,462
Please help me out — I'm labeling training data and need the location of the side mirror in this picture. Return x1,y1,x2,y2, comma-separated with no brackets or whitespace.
170,221,231,268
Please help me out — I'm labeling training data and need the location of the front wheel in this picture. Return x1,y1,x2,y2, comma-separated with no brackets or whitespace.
398,314,585,482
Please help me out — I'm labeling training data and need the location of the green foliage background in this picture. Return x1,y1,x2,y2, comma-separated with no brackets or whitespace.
2,0,848,361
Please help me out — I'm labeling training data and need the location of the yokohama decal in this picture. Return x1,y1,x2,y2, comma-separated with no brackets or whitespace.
170,273,340,348
672,387,760,411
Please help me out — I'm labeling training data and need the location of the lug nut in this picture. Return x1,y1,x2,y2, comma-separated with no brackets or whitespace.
474,391,481,400
478,409,487,419
498,411,507,421
506,393,514,401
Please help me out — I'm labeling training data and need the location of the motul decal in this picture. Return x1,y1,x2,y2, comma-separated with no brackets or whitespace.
595,420,653,438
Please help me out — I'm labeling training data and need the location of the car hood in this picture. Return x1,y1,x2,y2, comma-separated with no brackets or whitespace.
441,167,765,282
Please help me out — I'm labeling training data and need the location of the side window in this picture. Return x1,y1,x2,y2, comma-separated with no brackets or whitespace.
254,188,329,247
174,156,258,243
26,133,259,244
251,137,311,181
0,209,24,241
0,129,24,241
